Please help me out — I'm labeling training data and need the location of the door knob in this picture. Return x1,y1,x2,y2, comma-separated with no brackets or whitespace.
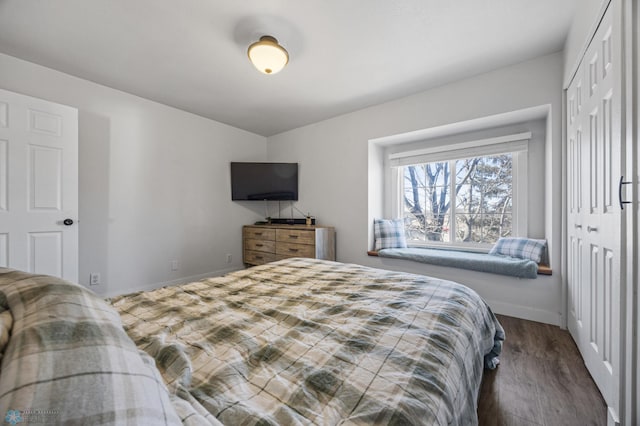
63,218,74,226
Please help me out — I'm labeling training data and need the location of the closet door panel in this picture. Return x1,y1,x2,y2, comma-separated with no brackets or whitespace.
566,4,622,424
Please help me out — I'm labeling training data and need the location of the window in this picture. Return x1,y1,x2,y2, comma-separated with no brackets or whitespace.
388,133,529,251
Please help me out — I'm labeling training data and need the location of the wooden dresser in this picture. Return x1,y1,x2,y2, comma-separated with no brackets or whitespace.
243,224,336,266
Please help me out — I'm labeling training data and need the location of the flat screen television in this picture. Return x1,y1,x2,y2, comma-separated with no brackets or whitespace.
230,162,298,201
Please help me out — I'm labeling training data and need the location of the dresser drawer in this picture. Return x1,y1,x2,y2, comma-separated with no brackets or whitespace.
244,227,276,241
244,250,276,265
276,242,316,258
276,229,315,245
244,238,275,253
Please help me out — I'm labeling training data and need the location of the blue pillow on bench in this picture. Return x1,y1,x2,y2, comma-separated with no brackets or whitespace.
489,237,547,263
374,218,408,250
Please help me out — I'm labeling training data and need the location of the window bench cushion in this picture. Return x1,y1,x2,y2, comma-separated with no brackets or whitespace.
371,247,541,279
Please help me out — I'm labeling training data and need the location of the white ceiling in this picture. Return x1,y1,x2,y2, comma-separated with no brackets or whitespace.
0,0,577,137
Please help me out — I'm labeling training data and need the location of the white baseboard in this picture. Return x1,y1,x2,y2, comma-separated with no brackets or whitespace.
104,266,243,298
486,298,561,326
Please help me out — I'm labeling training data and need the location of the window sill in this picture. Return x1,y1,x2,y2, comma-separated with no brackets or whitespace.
367,250,552,276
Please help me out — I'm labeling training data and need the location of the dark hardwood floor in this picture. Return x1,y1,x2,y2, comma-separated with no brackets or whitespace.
477,315,607,426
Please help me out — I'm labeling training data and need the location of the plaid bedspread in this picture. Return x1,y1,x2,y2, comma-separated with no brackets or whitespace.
111,258,504,425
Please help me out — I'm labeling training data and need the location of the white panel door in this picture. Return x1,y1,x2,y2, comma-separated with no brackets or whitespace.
0,88,78,282
567,53,585,340
566,5,622,424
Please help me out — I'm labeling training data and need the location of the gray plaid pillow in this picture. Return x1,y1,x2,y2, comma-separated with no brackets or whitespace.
489,237,547,263
374,218,408,250
0,269,183,425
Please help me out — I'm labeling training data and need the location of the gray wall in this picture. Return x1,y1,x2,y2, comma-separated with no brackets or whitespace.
267,52,563,266
0,53,267,296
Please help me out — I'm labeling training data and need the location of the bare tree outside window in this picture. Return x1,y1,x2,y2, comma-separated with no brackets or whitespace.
403,154,513,245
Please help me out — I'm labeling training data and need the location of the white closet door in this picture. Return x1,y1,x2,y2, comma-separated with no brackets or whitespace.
0,88,78,282
567,53,585,354
566,5,622,424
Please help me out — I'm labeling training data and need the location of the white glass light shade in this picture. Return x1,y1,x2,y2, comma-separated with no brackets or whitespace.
247,36,289,75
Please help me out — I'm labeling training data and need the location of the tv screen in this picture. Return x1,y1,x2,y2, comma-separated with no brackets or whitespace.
231,162,298,201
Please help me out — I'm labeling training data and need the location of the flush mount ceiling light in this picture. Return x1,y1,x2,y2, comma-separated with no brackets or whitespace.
247,35,289,75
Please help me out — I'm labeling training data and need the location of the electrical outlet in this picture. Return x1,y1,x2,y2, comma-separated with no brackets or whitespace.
171,260,179,271
226,254,232,264
89,273,100,286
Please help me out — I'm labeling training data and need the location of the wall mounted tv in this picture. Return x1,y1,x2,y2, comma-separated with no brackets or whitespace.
230,162,298,201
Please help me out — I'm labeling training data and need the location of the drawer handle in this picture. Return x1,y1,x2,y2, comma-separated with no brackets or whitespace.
587,226,598,233
574,224,582,229
256,244,263,247
254,232,263,236
289,248,299,252
288,235,298,239
255,256,263,260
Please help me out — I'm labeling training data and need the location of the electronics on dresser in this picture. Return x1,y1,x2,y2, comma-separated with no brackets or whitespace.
230,162,298,201
268,218,316,225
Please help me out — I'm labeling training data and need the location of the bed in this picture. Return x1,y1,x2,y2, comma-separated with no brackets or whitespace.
0,258,503,425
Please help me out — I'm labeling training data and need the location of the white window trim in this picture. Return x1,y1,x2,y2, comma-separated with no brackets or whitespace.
388,132,530,165
386,132,530,252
